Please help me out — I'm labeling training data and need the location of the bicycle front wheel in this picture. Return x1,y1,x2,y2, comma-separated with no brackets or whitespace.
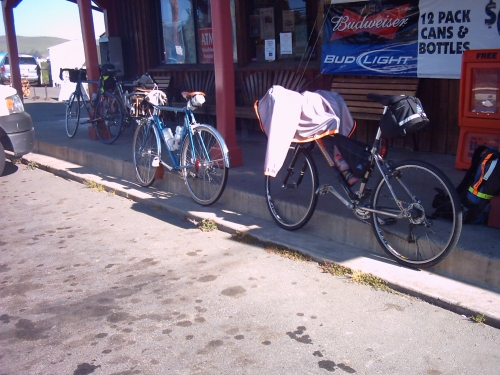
265,146,318,231
371,160,462,268
181,125,228,206
133,119,161,187
65,92,80,138
94,92,123,145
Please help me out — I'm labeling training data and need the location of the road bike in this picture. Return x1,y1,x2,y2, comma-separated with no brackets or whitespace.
259,93,462,269
62,66,123,144
132,89,230,206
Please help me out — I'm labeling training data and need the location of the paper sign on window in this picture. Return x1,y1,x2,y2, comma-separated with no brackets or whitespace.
280,33,292,55
265,39,275,61
283,10,294,32
260,8,275,39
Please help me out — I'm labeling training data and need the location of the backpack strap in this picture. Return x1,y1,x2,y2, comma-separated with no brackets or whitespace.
469,154,499,200
456,145,489,194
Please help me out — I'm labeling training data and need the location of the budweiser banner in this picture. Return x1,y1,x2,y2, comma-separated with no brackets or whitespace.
321,0,500,78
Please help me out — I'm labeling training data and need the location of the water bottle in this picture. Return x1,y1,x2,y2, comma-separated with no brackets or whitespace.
334,153,359,186
173,126,183,150
163,127,176,151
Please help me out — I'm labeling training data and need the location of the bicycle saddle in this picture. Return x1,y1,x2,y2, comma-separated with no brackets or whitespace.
182,91,206,101
366,93,406,106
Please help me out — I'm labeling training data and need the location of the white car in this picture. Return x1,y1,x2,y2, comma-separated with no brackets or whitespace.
0,54,41,86
0,85,35,175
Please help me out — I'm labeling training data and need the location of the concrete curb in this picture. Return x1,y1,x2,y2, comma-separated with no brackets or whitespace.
21,151,500,329
31,138,500,289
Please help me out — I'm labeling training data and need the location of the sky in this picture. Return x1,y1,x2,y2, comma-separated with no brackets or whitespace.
0,0,105,40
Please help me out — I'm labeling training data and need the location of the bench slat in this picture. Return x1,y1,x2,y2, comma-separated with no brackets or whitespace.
331,75,420,120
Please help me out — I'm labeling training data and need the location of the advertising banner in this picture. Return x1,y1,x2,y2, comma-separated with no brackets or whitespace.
321,0,500,78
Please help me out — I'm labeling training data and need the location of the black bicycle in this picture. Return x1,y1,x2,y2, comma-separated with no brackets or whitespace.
61,65,123,144
258,93,462,269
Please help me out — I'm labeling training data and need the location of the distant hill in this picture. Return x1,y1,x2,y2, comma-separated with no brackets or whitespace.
0,36,70,59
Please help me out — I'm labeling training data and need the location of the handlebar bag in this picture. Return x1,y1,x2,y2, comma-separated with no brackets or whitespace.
380,96,429,138
68,69,86,83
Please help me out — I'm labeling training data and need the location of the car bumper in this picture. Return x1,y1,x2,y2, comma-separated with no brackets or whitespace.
1,112,35,156
0,74,38,84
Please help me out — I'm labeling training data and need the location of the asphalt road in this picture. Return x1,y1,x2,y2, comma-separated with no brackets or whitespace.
1,162,500,375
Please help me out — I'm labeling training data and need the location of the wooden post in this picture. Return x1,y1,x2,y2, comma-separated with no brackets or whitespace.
76,0,99,96
211,0,243,167
1,0,22,98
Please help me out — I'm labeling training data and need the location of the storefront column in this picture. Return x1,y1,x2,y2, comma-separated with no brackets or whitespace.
76,0,99,95
211,0,243,167
2,0,22,98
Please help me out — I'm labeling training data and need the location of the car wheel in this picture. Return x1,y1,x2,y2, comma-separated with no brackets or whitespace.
0,142,6,177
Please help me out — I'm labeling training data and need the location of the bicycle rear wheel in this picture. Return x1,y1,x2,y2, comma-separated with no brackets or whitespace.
133,119,161,187
181,125,228,206
371,160,462,268
265,146,318,230
65,92,80,138
94,92,123,145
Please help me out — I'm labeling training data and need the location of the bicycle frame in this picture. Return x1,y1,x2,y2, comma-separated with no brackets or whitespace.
141,104,230,171
285,123,421,221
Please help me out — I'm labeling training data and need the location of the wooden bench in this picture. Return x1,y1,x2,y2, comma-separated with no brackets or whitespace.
148,73,172,94
179,71,217,118
330,75,420,149
236,70,306,119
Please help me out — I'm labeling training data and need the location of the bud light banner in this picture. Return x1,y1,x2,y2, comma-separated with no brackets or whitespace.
321,0,500,78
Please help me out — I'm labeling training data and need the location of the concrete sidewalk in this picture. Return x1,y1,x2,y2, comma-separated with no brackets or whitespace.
18,93,500,328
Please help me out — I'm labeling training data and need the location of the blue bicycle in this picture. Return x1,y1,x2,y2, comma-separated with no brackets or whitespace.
132,87,230,205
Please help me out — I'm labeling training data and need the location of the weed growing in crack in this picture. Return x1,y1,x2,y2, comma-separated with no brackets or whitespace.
198,218,217,232
320,261,353,277
26,160,38,170
265,243,312,261
469,314,486,324
320,261,392,292
84,180,105,193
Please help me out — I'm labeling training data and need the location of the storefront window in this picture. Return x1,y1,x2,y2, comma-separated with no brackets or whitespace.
249,0,313,62
160,0,237,65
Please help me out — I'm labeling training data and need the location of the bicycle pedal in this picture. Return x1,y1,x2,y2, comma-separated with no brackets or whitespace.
377,217,397,226
152,157,160,167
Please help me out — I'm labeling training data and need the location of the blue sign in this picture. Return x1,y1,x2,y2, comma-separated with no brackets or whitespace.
321,0,420,76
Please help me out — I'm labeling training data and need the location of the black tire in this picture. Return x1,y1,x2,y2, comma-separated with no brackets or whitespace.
65,92,80,138
181,124,229,206
133,119,161,187
265,146,319,230
94,92,123,145
371,160,462,268
0,142,6,176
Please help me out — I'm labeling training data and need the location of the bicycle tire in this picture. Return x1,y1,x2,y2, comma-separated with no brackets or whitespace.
133,119,161,187
371,160,462,268
65,92,80,138
94,92,124,145
181,125,228,206
265,146,319,231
